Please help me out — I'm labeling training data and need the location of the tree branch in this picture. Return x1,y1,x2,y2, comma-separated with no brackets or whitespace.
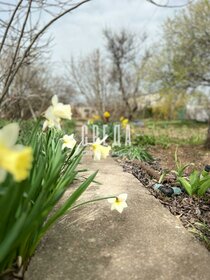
0,0,91,104
147,0,195,8
0,0,23,54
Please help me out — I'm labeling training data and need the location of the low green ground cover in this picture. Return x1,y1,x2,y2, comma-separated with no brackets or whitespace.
133,119,207,147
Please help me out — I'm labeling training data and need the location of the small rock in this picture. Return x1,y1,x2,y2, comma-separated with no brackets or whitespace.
153,183,163,190
159,186,174,197
204,165,210,172
171,187,182,195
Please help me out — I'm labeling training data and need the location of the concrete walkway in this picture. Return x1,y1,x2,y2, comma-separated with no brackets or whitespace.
26,157,210,280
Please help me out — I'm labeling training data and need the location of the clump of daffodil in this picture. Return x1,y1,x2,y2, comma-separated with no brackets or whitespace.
88,115,101,125
93,115,100,121
0,123,33,183
108,193,128,213
120,117,129,128
43,95,72,130
92,137,111,160
62,134,77,150
103,111,110,121
87,119,94,125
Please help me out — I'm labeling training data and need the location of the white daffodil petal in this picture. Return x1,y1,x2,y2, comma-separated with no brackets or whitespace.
92,137,111,161
62,143,67,150
0,168,7,183
63,134,75,142
62,134,76,150
100,146,111,159
44,106,54,120
51,95,58,106
115,202,127,213
44,106,61,130
54,121,61,130
93,150,101,161
42,120,49,131
111,204,116,211
67,141,76,149
53,104,72,120
115,205,123,213
118,193,128,201
107,198,116,203
62,141,76,150
120,201,128,208
0,123,19,147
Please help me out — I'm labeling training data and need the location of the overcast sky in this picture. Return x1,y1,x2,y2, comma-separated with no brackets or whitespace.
49,0,188,73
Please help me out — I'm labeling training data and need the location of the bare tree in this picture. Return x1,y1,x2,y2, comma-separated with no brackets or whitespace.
1,61,54,119
66,49,111,114
0,0,91,111
104,29,149,119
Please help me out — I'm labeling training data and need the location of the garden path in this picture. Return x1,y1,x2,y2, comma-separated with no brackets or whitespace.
25,156,210,280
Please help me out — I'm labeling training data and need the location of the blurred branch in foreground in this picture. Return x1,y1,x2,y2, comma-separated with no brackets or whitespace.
0,0,91,107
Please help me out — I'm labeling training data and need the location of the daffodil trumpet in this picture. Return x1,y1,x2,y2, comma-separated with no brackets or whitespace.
121,118,129,128
0,123,33,182
103,111,111,122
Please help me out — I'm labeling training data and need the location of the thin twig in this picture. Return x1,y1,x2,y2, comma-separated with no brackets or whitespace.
0,0,23,54
0,0,92,104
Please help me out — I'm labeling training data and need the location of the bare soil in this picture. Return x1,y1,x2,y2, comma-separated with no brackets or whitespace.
148,144,210,171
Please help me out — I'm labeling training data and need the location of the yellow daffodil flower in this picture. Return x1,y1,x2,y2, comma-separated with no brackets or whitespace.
103,111,110,119
120,116,124,122
92,137,111,160
62,134,76,150
43,95,72,130
108,193,128,213
51,95,72,120
0,123,33,182
87,119,94,125
43,106,61,130
121,118,129,128
93,115,100,121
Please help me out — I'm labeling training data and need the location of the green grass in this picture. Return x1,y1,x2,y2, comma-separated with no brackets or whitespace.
133,119,208,147
145,119,207,128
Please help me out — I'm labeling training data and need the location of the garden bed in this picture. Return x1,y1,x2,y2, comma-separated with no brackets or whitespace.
119,144,210,250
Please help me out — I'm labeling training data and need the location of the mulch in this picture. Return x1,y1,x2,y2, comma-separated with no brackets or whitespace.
119,156,210,250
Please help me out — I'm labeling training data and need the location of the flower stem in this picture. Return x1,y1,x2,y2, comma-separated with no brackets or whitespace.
71,196,117,210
